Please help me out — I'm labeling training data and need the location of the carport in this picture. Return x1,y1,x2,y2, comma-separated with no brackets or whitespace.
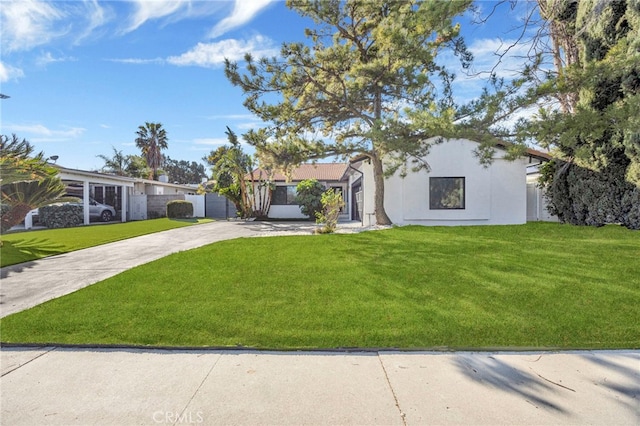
56,166,135,226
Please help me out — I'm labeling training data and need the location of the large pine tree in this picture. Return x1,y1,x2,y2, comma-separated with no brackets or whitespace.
225,0,472,225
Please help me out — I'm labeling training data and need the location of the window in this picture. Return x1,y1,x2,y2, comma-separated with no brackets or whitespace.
430,177,465,209
272,186,298,205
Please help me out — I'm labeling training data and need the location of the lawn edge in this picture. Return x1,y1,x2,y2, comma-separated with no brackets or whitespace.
2,342,637,352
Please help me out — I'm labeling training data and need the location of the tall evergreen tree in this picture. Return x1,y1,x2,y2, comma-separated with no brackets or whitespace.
164,157,207,184
533,0,640,228
225,0,472,225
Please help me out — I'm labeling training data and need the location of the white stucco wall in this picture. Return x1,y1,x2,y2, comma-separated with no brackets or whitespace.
355,139,530,226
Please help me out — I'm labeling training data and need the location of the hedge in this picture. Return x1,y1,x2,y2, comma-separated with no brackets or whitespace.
166,200,193,219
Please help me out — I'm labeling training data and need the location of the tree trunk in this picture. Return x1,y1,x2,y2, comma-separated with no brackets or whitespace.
1,203,32,233
371,153,392,225
371,88,393,226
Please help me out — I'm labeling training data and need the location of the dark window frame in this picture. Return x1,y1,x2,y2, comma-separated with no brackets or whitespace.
271,185,298,205
429,177,466,210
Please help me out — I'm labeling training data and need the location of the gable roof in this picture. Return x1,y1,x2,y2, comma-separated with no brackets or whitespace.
251,163,349,182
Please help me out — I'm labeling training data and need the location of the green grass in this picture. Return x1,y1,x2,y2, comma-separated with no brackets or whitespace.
0,218,213,267
1,223,638,350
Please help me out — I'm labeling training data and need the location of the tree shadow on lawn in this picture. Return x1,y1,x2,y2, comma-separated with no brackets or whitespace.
0,238,66,269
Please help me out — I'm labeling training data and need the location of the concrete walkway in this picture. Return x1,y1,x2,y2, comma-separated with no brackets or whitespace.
2,347,638,425
1,221,639,425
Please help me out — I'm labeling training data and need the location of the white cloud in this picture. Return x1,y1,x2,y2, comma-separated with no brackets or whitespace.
107,57,165,65
73,0,112,44
122,0,225,34
0,61,25,82
167,35,278,68
4,123,85,140
0,0,67,52
36,51,77,67
209,0,274,39
0,0,112,52
124,0,187,33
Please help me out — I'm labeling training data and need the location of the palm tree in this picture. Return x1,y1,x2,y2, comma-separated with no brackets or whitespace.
0,134,66,233
205,127,254,218
1,176,66,233
0,134,53,185
135,122,168,180
97,146,128,176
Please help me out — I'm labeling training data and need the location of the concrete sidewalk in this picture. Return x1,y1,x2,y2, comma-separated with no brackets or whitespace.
1,347,638,425
0,220,320,318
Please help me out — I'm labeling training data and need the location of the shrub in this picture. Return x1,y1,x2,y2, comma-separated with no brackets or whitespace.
40,204,83,228
315,189,345,234
295,179,325,220
166,200,193,219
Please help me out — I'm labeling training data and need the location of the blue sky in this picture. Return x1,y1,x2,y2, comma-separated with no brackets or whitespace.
0,0,539,172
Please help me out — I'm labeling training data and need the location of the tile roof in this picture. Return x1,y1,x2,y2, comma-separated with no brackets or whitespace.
250,163,349,182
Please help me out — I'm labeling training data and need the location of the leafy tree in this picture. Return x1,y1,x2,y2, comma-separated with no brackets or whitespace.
135,122,168,180
532,0,640,229
457,0,639,229
124,155,151,179
163,157,207,184
204,127,254,218
97,147,151,178
97,147,130,176
295,179,325,220
0,134,65,233
225,0,472,225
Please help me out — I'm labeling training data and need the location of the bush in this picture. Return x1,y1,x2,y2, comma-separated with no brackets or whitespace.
166,200,193,219
542,159,640,230
295,179,325,220
40,204,83,228
315,189,345,234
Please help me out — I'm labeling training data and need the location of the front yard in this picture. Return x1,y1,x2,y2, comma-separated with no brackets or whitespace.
1,223,638,349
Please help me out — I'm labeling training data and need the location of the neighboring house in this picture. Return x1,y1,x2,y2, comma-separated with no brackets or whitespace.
348,138,552,226
24,166,203,229
251,163,350,220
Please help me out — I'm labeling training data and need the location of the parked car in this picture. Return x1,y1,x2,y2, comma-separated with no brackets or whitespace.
83,198,117,222
26,198,117,224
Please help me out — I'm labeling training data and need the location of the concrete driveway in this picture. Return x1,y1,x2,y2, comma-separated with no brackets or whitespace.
0,220,318,318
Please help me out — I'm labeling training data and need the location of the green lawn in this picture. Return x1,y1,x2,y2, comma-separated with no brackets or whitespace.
1,223,638,350
0,218,213,267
